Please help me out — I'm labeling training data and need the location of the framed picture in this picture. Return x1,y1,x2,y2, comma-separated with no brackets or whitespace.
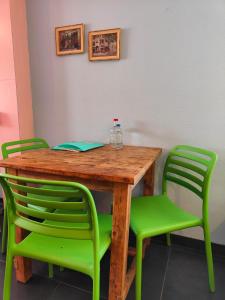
55,24,84,56
88,28,121,61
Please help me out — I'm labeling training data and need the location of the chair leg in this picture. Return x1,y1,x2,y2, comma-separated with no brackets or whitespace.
2,207,7,254
136,237,143,300
203,225,215,292
59,266,64,272
166,233,171,247
92,271,100,300
3,252,13,300
48,264,54,278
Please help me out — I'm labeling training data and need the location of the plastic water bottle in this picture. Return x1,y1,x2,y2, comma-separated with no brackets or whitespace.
110,118,123,149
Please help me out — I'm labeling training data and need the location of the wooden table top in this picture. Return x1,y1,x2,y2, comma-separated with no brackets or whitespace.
0,145,162,185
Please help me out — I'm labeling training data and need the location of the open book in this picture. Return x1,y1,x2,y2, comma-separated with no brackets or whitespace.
52,141,104,152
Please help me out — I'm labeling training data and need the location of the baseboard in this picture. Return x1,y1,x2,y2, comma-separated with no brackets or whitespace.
152,234,225,258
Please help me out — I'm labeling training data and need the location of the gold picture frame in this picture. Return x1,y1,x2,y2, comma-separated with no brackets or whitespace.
88,28,121,61
55,24,84,56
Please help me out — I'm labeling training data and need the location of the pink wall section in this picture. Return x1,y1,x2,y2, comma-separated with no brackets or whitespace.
0,0,14,81
0,0,20,151
10,0,34,139
0,0,33,157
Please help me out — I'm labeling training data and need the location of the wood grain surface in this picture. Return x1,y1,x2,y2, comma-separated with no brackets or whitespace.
0,145,161,185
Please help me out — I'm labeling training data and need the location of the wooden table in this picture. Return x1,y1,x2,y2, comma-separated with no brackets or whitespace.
0,145,162,300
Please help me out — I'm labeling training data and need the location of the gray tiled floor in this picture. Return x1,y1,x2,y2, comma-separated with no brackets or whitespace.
1,239,225,300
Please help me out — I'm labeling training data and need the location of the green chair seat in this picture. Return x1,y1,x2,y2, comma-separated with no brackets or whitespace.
14,214,112,276
131,195,202,238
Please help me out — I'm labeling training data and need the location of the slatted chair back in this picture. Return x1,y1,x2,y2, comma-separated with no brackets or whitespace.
2,138,49,159
0,174,99,245
162,145,217,202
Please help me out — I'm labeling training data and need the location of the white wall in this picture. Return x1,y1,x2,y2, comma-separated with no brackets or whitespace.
26,0,225,244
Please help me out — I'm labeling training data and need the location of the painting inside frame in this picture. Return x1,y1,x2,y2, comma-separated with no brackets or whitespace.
55,24,84,56
89,28,120,61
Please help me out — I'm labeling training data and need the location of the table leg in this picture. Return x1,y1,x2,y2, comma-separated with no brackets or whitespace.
14,228,32,283
144,162,155,196
109,183,132,300
7,168,32,283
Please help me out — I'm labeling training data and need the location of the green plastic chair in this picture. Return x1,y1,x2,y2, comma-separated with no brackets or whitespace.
130,145,217,300
1,138,50,254
1,138,81,278
0,174,112,300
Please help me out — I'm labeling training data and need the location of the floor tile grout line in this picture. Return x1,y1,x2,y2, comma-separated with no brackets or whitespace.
47,278,108,300
159,246,171,300
0,258,108,299
40,271,92,294
153,241,225,260
47,282,61,300
51,278,93,295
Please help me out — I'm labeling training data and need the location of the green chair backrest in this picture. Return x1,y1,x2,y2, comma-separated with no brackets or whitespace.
0,174,99,247
162,145,217,202
2,138,49,159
